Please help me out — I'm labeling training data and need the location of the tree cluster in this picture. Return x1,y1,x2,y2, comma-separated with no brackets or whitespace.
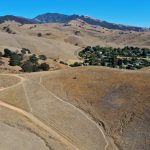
2,48,49,72
73,46,150,70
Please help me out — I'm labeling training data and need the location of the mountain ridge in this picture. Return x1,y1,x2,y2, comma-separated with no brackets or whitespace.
0,13,149,32
0,15,38,24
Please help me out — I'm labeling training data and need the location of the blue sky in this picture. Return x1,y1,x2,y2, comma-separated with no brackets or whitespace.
0,0,149,27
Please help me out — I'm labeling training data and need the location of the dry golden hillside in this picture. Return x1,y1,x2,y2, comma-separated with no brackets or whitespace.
0,71,116,150
0,65,149,150
36,67,150,150
0,21,150,150
0,22,150,63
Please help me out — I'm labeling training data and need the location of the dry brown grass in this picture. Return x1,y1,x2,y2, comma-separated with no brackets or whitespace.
0,21,150,150
0,66,149,150
0,107,68,150
0,22,150,63
0,70,112,150
0,74,21,88
39,67,150,150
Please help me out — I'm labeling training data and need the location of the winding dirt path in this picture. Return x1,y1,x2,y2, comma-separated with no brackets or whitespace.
39,76,109,150
0,73,109,150
0,74,25,92
0,100,79,150
0,74,79,150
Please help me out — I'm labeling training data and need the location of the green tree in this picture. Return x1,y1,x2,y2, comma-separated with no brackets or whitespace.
3,49,12,58
117,59,123,66
29,54,38,63
21,61,33,72
9,53,22,66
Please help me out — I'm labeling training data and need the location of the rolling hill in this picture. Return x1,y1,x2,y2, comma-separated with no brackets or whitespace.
0,12,150,150
0,21,150,66
0,67,149,150
39,66,150,150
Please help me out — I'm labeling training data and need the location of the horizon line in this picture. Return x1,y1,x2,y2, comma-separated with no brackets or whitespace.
0,12,149,28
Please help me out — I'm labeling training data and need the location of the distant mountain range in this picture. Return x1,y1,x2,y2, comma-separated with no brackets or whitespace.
0,13,149,32
0,15,37,24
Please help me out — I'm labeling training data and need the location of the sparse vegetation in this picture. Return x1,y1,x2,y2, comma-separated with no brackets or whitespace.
46,33,51,36
59,61,68,65
3,26,16,34
39,55,47,60
37,33,42,37
29,25,37,29
70,62,82,67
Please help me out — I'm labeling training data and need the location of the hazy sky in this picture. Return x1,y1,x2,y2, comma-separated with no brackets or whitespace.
0,0,149,27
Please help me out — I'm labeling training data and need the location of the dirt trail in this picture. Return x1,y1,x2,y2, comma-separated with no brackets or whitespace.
0,73,110,150
0,74,25,92
0,100,79,150
0,74,79,150
39,76,109,150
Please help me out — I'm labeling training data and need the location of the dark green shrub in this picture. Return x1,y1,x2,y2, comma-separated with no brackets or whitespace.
59,61,68,65
21,61,34,72
9,54,22,66
3,49,12,58
22,48,31,54
37,33,42,37
70,62,82,67
29,54,38,63
39,55,47,60
39,63,50,71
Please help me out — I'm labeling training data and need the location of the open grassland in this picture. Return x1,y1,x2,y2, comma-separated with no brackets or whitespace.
0,68,119,150
0,66,149,150
35,67,150,150
0,21,150,150
0,107,69,150
1,22,150,63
